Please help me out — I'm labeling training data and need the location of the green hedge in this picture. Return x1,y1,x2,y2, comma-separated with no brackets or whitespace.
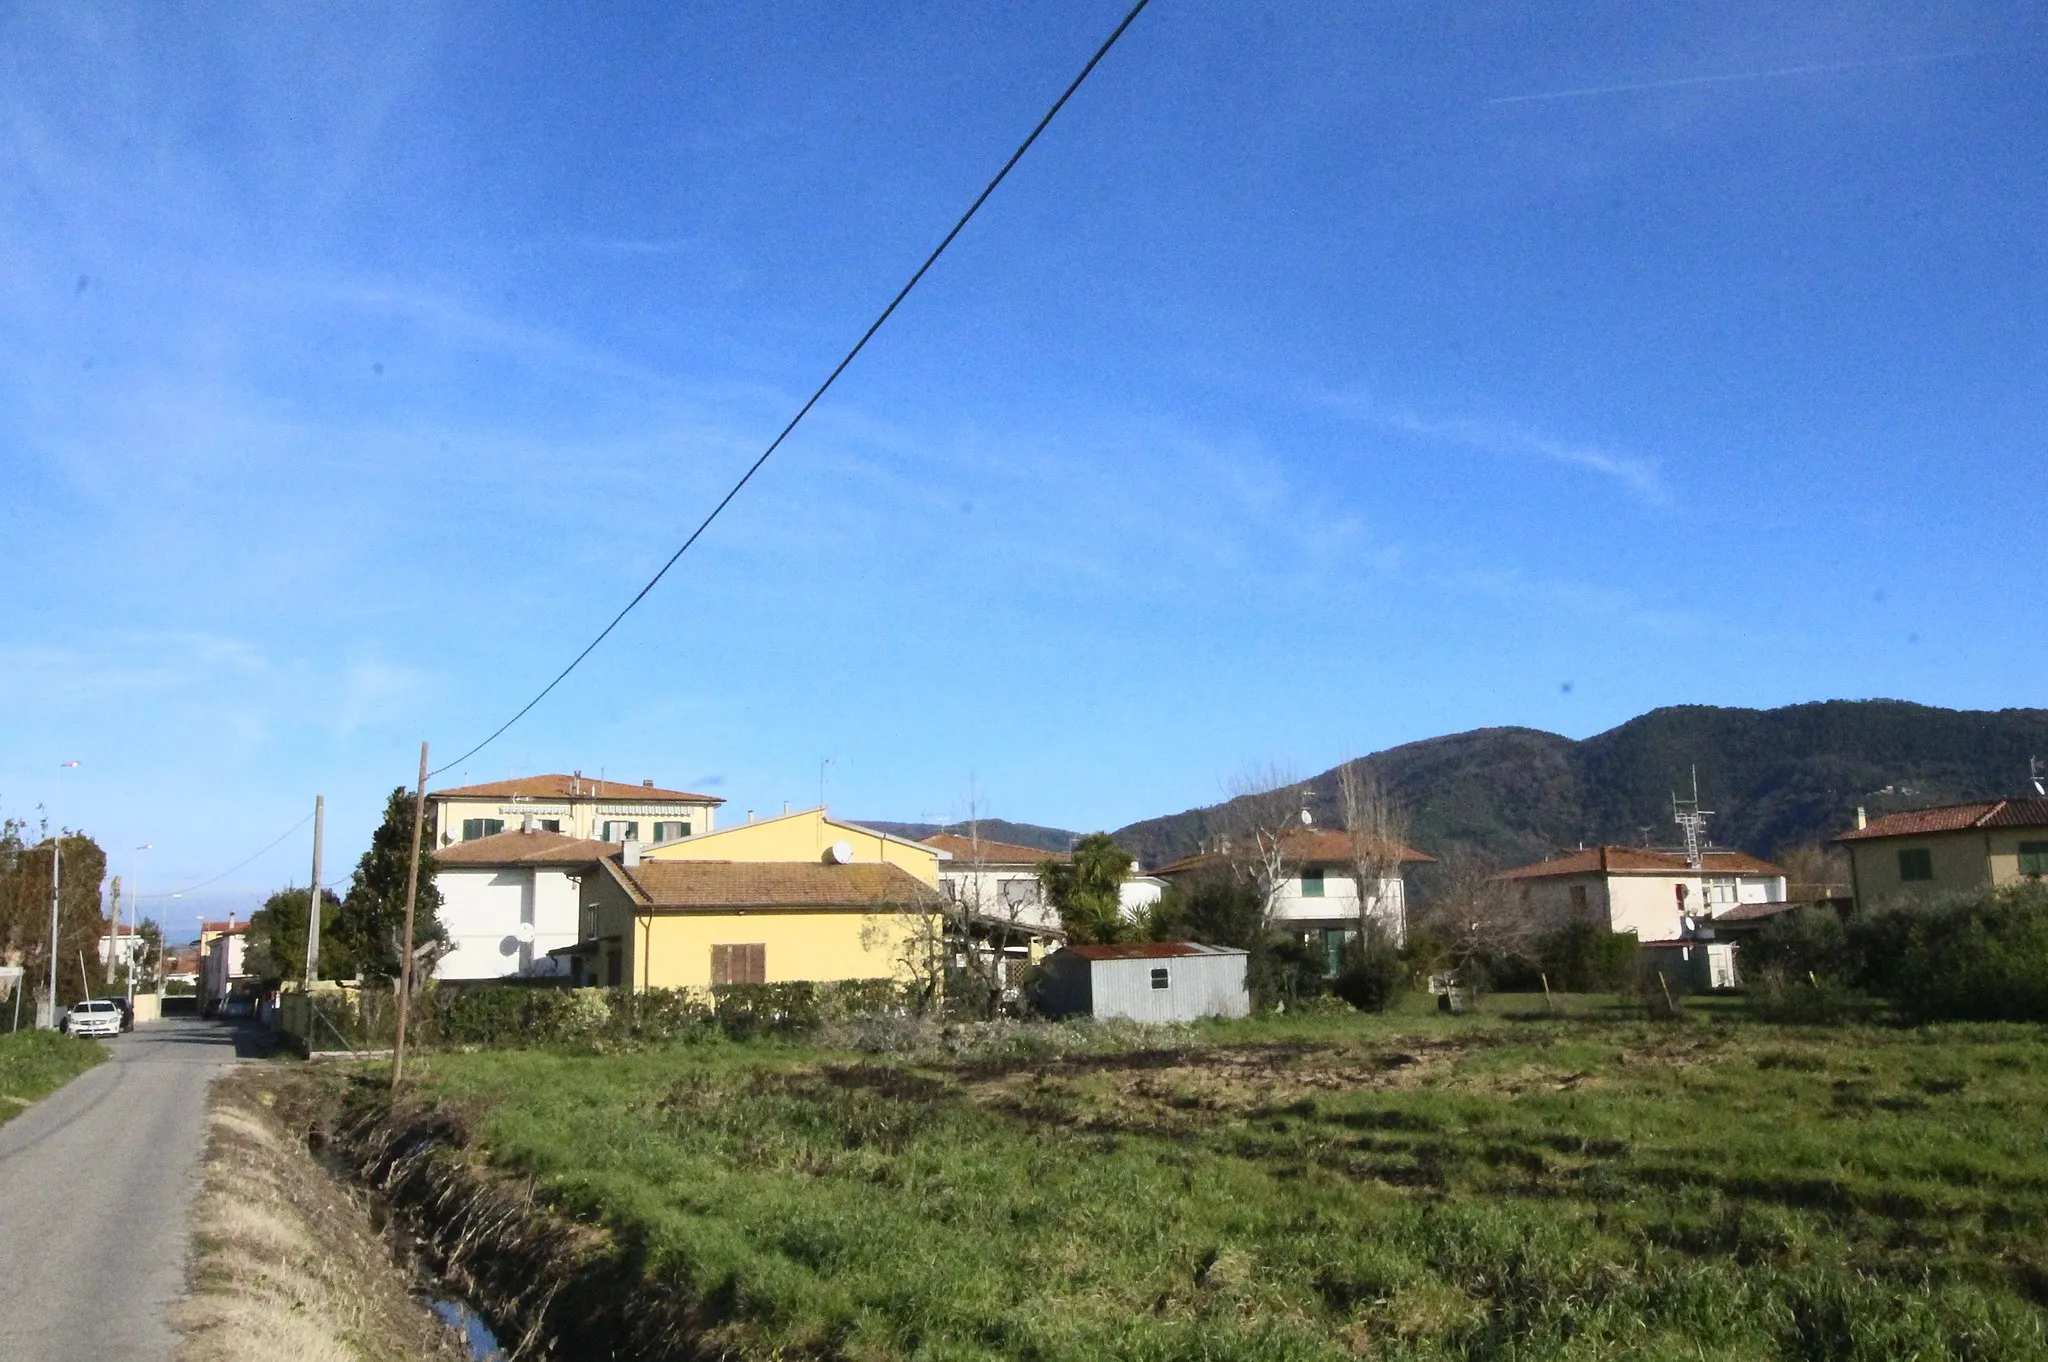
293,979,920,1051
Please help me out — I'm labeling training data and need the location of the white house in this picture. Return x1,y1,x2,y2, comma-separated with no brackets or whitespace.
432,828,613,980
428,773,724,849
921,832,1170,940
1495,845,1789,945
1154,827,1434,973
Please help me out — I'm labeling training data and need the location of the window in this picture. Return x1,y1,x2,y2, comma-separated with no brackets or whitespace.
2019,842,2048,878
538,819,561,833
1000,878,1037,908
1570,884,1589,914
1704,877,1737,905
1301,868,1325,898
1149,966,1170,990
602,820,640,842
461,818,504,841
1898,848,1934,882
652,821,691,843
1321,926,1354,976
604,948,622,988
712,943,767,986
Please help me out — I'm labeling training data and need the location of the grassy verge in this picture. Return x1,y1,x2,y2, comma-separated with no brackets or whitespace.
0,1028,106,1124
399,1009,2048,1360
173,1067,467,1362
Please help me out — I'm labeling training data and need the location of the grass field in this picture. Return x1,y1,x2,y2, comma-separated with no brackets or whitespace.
403,1005,2048,1360
0,1028,106,1125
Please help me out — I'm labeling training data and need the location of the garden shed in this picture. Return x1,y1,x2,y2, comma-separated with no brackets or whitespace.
1031,942,1250,1022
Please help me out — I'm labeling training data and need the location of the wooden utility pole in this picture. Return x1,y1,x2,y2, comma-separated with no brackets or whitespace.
303,796,325,983
391,744,429,1087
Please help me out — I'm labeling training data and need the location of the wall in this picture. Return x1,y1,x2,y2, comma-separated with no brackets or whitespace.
1087,953,1250,1022
435,866,581,980
1268,870,1406,926
939,867,1061,934
1848,831,1997,907
1606,874,1697,942
643,809,942,887
625,910,934,990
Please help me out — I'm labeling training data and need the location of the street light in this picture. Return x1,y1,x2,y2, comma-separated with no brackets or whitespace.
47,760,79,1029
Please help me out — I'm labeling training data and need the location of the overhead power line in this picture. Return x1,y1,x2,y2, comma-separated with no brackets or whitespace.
429,0,1155,780
138,811,315,902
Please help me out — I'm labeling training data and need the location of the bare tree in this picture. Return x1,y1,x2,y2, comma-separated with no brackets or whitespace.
1222,762,1309,926
1338,761,1410,944
1415,849,1540,978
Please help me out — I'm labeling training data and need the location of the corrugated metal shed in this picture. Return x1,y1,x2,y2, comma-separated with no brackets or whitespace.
1033,942,1250,1022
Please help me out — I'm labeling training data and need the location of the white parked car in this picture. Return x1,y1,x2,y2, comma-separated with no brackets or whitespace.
65,999,123,1038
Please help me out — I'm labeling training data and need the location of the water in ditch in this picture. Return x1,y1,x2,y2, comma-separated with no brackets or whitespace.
431,1298,507,1360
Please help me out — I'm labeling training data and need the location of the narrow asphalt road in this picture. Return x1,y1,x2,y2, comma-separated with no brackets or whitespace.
0,1016,254,1361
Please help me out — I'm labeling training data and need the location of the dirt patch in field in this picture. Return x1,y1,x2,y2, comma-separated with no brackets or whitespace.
172,1066,467,1362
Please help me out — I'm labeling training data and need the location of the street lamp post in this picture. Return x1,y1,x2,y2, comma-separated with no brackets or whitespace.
46,761,80,1028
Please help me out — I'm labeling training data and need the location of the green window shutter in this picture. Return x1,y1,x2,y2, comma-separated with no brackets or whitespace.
2019,842,2048,877
1302,868,1325,898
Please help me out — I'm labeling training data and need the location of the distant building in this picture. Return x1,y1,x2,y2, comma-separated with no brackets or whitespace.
1495,845,1788,946
432,829,616,980
1154,828,1433,973
428,773,724,848
96,920,145,971
1834,798,2048,907
1031,942,1250,1022
919,832,1168,940
199,920,250,1015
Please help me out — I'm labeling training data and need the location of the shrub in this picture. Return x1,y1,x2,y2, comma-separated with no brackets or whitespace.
1535,922,1638,993
1869,884,2048,1024
1332,928,1404,1012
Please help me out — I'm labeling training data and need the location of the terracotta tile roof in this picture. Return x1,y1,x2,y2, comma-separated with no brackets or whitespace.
429,773,724,805
434,829,618,867
1060,942,1248,960
1495,846,1787,881
921,832,1070,866
1712,900,1806,924
1834,798,2048,842
1153,827,1434,877
609,860,945,911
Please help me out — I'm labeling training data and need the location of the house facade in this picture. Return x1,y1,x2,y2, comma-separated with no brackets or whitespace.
431,829,615,980
641,806,943,885
572,852,944,991
428,773,723,848
1154,828,1433,971
1834,798,2048,907
1495,846,1789,944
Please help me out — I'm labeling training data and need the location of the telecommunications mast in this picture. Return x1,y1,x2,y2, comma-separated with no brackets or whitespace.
1671,766,1713,870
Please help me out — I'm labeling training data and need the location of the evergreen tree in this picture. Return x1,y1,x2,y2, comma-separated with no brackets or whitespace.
332,787,444,981
1040,833,1133,945
243,886,346,984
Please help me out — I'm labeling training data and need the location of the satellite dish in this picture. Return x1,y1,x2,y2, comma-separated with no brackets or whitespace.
827,841,855,864
514,922,536,944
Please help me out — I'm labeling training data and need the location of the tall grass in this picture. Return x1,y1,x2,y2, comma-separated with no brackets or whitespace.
0,1029,106,1124
407,1013,2048,1359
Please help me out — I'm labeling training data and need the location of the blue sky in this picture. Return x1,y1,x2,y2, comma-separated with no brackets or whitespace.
4,1,2043,934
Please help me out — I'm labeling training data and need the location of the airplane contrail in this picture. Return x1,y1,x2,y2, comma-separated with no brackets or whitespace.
1486,49,1972,106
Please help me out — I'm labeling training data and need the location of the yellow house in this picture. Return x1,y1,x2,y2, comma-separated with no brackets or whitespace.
1835,798,2048,908
575,855,944,991
639,806,945,888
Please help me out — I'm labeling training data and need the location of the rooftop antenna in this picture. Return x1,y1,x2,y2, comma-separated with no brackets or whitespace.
2032,757,2046,797
820,756,834,810
1671,766,1713,870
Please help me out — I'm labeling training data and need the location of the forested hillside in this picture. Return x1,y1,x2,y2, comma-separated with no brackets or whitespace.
1111,701,2048,872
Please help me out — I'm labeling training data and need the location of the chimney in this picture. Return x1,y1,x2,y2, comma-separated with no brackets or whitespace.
522,813,536,834
747,809,756,824
782,800,790,815
572,770,582,796
1855,806,1867,830
621,839,641,868
643,778,654,788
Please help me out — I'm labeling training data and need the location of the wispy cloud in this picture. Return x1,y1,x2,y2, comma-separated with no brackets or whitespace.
1486,50,1971,107
1323,392,1668,503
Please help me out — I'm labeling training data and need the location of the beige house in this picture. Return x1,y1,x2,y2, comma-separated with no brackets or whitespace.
1496,846,1788,945
640,806,943,886
429,773,723,848
1834,798,2048,907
